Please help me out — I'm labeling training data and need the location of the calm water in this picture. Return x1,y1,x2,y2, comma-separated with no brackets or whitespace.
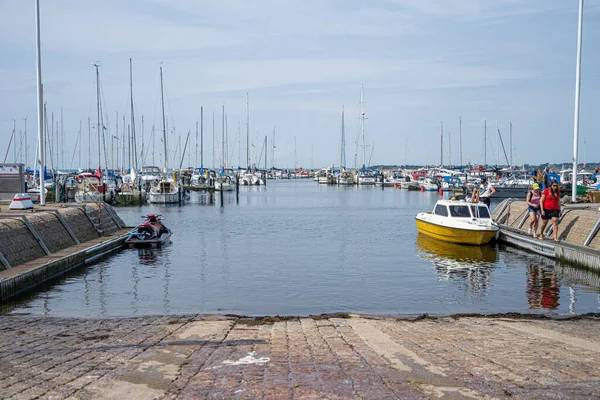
3,180,600,317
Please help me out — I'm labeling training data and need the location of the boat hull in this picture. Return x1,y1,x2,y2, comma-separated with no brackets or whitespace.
148,192,179,204
415,218,498,245
126,232,171,248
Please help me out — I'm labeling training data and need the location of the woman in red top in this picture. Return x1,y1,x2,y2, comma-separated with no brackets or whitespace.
539,181,561,242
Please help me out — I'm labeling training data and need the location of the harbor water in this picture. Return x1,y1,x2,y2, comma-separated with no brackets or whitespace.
2,180,599,317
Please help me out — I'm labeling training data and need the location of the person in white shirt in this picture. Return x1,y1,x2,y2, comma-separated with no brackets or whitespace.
479,177,495,207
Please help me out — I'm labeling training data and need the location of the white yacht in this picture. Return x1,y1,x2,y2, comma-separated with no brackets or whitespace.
357,169,376,185
337,170,355,185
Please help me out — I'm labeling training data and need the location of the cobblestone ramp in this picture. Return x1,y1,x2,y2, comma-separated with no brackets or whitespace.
0,315,598,399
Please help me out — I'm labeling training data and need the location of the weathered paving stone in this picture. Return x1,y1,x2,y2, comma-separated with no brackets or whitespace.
0,314,599,399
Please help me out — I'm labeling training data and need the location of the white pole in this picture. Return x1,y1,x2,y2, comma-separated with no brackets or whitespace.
572,0,584,201
35,0,45,205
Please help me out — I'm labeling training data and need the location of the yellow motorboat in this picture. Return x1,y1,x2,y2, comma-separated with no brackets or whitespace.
415,200,499,245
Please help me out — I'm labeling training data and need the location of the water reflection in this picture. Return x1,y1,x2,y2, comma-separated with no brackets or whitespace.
526,264,559,310
137,248,160,265
416,234,498,294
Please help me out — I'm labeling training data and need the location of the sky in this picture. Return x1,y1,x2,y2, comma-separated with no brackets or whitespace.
1,0,600,171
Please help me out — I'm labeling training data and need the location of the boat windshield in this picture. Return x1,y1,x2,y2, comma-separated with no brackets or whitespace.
449,205,471,218
434,204,448,216
470,205,491,219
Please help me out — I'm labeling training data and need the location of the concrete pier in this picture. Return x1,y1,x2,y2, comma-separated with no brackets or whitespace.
0,203,128,301
493,200,600,271
0,313,598,399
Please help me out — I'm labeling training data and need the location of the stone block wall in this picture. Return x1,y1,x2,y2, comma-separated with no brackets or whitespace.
60,208,98,242
29,213,76,253
495,200,600,251
494,201,528,227
0,218,46,268
0,204,125,269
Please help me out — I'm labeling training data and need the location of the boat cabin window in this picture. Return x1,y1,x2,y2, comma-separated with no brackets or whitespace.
470,205,491,219
449,205,471,218
434,204,448,217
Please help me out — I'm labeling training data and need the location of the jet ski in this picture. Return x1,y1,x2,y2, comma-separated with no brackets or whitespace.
125,214,171,248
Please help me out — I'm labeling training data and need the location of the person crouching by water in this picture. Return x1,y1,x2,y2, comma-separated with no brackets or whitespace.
526,183,542,238
539,181,561,242
479,177,495,207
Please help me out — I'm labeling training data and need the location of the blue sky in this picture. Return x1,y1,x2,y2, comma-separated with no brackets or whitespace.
1,0,599,170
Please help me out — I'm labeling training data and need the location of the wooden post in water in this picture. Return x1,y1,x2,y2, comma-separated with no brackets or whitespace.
236,175,239,204
220,182,224,208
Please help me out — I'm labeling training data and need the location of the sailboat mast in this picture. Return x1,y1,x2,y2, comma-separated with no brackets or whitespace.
440,121,443,167
130,58,137,172
340,106,346,171
484,119,487,166
94,62,101,170
459,116,462,166
509,122,513,166
200,106,204,169
246,92,250,169
160,65,168,172
360,85,366,168
212,112,215,169
35,0,45,204
272,126,275,169
222,104,225,169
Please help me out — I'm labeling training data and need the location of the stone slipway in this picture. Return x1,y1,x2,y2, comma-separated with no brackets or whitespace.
0,313,598,399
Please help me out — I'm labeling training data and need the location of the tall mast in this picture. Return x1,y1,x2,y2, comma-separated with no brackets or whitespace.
222,104,225,169
448,129,452,167
200,106,204,169
60,107,63,169
141,114,144,168
195,120,199,167
115,111,118,170
440,121,443,167
78,120,82,168
272,126,275,169
360,85,366,169
340,105,346,171
246,92,250,169
212,112,215,169
160,65,168,172
572,0,584,200
509,122,513,166
94,62,101,170
129,59,137,172
459,116,462,166
87,117,91,170
484,119,487,166
35,0,45,204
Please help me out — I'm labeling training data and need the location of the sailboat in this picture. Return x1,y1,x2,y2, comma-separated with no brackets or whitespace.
356,85,375,185
148,65,180,204
337,106,354,185
215,105,235,191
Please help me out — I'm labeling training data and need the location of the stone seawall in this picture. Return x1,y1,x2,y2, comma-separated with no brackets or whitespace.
0,203,126,271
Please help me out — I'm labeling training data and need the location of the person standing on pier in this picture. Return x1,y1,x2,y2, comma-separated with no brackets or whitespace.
539,181,561,242
526,183,542,238
479,177,495,207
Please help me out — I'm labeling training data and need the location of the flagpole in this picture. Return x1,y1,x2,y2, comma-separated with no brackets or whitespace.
572,0,584,201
